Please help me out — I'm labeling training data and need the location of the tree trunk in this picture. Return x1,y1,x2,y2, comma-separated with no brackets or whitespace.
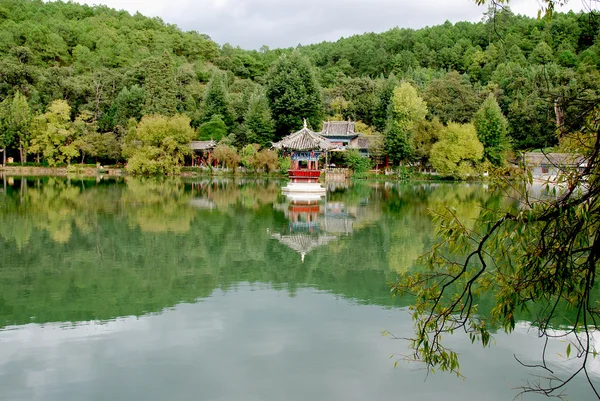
19,140,25,164
554,98,565,137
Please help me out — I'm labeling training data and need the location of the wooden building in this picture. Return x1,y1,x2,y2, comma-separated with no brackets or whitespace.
189,140,217,166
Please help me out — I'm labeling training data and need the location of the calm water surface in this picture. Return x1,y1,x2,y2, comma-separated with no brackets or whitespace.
0,176,597,400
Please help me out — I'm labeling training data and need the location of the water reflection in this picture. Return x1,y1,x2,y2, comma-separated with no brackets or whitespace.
1,177,598,401
0,177,504,328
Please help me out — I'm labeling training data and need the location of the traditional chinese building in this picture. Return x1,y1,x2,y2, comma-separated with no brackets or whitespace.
271,187,334,263
189,140,217,166
272,119,334,191
319,120,359,148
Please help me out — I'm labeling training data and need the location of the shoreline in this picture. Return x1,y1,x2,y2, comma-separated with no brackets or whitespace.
0,165,123,177
0,165,491,182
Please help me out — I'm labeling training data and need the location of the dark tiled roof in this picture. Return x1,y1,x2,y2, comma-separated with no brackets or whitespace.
190,140,217,150
523,152,586,167
347,135,371,150
320,121,357,137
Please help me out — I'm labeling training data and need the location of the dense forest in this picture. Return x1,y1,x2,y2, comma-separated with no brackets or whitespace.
0,0,598,175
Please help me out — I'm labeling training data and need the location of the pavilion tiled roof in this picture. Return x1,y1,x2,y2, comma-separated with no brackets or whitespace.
271,233,337,262
272,120,335,151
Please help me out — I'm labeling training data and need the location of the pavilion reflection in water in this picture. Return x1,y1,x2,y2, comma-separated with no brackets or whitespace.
271,185,357,262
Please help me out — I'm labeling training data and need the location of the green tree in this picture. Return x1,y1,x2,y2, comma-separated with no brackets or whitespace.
254,149,279,172
384,82,427,165
0,98,13,165
201,71,234,128
429,122,483,178
2,91,32,164
126,114,195,175
385,120,414,165
344,149,372,174
198,114,228,141
373,74,398,132
413,117,443,169
530,41,554,65
112,85,146,129
473,94,509,166
423,71,480,124
73,111,121,163
245,90,275,147
142,52,178,116
266,51,323,139
29,100,79,166
212,143,240,170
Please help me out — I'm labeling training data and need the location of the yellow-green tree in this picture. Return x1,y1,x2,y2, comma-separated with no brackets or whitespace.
29,100,79,166
430,123,483,178
126,114,195,175
384,82,427,165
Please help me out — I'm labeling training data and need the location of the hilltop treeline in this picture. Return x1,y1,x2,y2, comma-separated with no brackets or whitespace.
0,0,598,174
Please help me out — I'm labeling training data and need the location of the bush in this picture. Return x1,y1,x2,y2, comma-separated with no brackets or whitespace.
344,149,372,174
255,149,279,172
212,144,240,170
278,156,291,173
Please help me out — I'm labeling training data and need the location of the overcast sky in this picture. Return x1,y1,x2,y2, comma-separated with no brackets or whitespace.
74,0,587,49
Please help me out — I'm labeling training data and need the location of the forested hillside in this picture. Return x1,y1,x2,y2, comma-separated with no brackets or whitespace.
0,0,598,174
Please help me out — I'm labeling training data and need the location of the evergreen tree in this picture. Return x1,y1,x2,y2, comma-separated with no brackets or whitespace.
201,71,234,129
384,118,413,165
373,74,398,132
112,85,146,129
142,52,178,116
473,93,509,166
198,114,228,141
265,51,323,139
245,91,275,148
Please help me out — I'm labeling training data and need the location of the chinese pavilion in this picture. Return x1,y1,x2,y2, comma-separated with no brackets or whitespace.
272,119,335,186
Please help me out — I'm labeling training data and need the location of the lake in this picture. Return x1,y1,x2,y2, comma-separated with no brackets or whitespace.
0,176,597,400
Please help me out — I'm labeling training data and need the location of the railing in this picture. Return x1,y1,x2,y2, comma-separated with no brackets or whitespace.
288,169,321,178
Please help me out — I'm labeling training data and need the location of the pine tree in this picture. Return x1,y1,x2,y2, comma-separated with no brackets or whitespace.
373,74,398,132
113,85,146,129
473,94,508,166
142,52,178,116
198,114,228,141
201,71,234,129
245,91,275,148
265,51,323,139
